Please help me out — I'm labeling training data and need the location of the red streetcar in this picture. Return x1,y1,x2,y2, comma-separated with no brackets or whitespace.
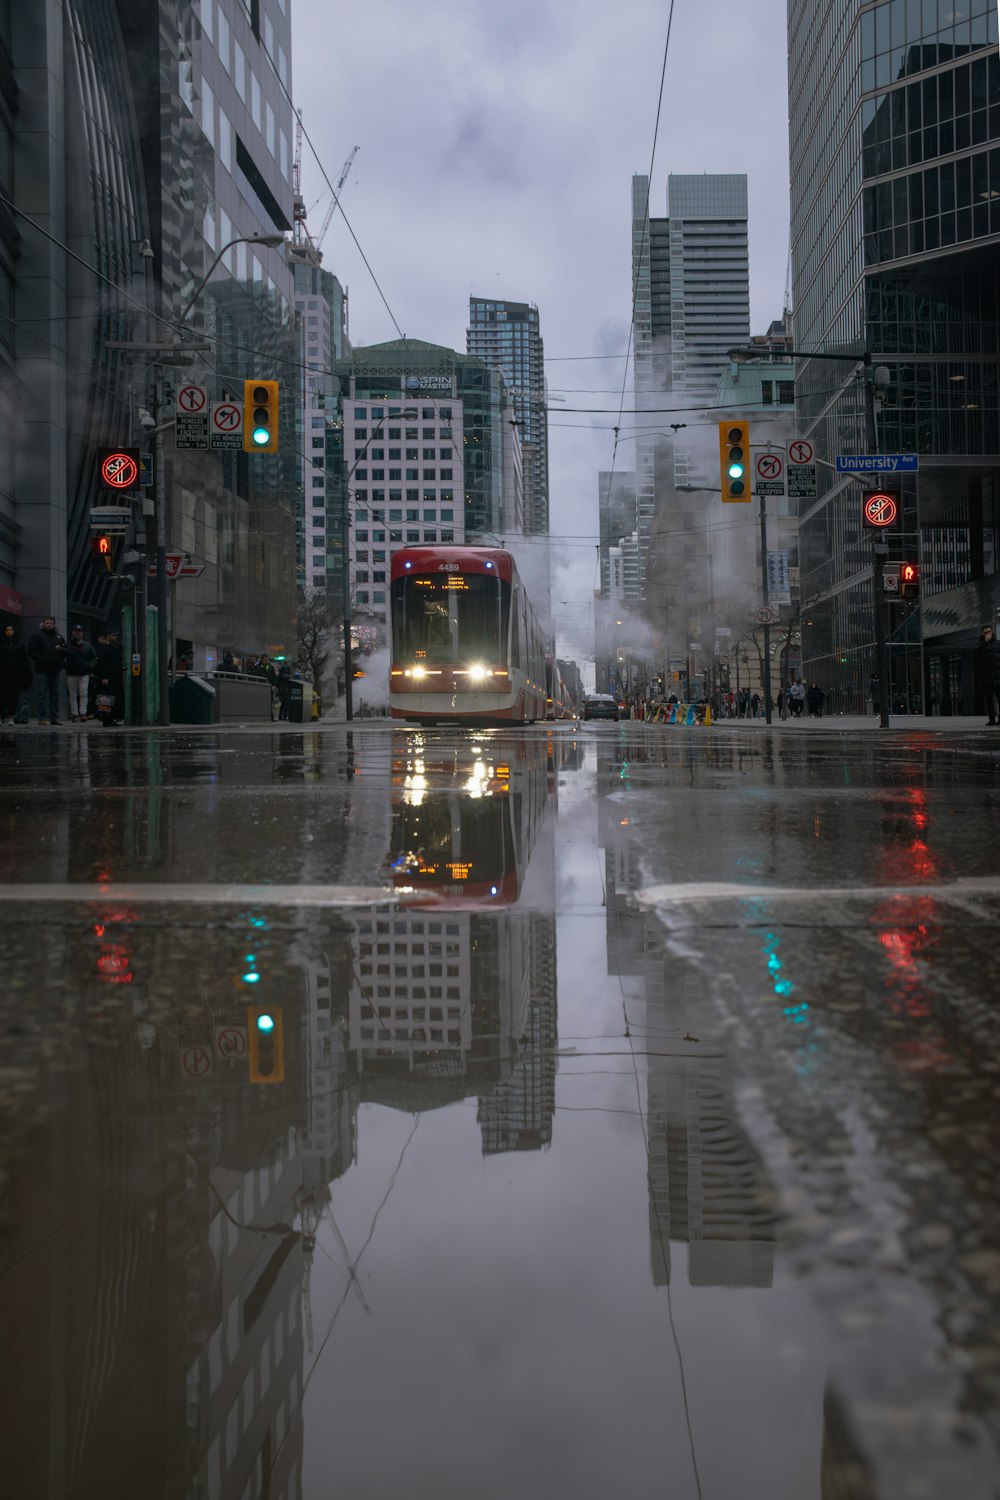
390,547,548,723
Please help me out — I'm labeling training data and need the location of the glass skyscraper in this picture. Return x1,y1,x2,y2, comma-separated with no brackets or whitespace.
789,0,1000,714
1,0,299,671
467,298,549,535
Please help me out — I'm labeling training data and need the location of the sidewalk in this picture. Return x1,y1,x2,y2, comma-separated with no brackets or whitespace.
707,713,998,733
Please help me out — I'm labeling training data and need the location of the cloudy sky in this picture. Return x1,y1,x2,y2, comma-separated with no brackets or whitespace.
292,0,790,672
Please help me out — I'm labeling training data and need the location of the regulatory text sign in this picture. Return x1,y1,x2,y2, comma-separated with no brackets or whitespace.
788,464,817,498
175,385,210,449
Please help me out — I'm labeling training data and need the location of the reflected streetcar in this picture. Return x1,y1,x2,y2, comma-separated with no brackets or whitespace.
389,546,548,723
387,734,554,908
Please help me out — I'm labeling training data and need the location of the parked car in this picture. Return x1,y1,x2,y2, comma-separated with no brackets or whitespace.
583,693,620,721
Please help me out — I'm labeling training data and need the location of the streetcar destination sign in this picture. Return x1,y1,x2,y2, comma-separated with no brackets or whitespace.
835,453,919,473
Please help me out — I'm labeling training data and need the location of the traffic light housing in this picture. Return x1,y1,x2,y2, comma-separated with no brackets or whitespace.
243,379,279,452
247,1005,285,1083
900,561,920,598
719,421,750,502
90,534,113,572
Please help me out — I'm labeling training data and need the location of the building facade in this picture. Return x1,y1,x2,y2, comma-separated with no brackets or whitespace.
631,174,750,675
1,0,299,677
329,339,506,642
467,297,548,535
289,243,349,594
788,0,1000,713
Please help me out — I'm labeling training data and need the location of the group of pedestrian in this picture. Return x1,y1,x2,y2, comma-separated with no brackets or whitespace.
715,689,763,718
0,617,123,725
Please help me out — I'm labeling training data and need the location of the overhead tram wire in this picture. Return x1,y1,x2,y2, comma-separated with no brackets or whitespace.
607,0,677,500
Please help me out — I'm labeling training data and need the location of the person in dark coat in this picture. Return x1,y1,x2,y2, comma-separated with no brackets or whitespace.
974,623,1000,725
27,616,67,723
806,681,825,718
276,663,292,720
93,631,125,725
0,624,32,723
65,625,98,721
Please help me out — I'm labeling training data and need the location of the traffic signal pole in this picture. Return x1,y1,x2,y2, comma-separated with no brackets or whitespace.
759,491,773,725
154,371,171,727
865,371,891,730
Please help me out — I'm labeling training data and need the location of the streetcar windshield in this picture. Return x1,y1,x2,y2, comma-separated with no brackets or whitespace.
391,573,510,663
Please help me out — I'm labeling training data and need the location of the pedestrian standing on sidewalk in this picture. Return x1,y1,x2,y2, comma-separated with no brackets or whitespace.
276,663,292,721
974,623,1000,725
65,626,98,722
0,624,32,723
806,681,825,718
94,631,125,725
27,616,67,724
867,672,881,718
750,692,760,719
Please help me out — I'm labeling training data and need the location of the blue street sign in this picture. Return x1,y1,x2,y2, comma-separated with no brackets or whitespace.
835,453,919,473
139,451,154,487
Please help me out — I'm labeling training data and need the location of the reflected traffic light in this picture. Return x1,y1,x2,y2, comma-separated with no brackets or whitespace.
247,1005,284,1082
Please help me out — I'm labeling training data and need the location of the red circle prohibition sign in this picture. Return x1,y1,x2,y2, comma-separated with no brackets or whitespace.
101,452,139,489
864,491,898,528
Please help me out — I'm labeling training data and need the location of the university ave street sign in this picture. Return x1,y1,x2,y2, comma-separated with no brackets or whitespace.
89,506,132,529
835,453,919,473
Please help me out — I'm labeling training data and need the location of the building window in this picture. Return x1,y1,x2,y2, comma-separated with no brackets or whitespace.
423,509,436,522
406,468,419,481
423,530,437,543
354,408,367,420
422,448,435,460
777,380,795,404
373,571,386,584
441,530,454,542
440,469,453,481
760,381,773,405
357,591,369,604
407,530,420,541
423,469,436,480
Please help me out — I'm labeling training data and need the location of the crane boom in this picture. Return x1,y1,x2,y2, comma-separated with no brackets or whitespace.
316,146,359,251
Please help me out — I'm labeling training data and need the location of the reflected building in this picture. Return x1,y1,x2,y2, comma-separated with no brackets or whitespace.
2,919,312,1500
347,734,559,1138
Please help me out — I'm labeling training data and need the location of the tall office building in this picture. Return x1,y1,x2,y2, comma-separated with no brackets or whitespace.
788,0,1000,712
1,1,299,672
631,175,750,666
289,242,350,593
467,298,549,535
329,339,506,643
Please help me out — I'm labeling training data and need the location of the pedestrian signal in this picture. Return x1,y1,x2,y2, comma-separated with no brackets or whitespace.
900,561,920,598
719,421,750,502
247,1006,285,1083
243,379,279,452
90,534,113,572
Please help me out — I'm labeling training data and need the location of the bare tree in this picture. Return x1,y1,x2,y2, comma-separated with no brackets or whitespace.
296,589,333,698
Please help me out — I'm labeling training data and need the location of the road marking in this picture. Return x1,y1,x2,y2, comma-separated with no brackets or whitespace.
636,878,999,908
0,883,395,907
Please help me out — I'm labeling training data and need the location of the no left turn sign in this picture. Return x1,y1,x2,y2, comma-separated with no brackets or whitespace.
756,452,784,480
212,402,242,432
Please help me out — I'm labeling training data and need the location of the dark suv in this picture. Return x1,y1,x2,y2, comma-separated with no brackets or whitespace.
583,693,620,721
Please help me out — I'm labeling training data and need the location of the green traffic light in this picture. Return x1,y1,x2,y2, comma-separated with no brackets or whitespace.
728,462,745,479
256,1012,275,1033
252,426,271,446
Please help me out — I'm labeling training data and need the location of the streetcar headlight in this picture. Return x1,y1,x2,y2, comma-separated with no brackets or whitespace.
467,663,489,682
411,665,427,680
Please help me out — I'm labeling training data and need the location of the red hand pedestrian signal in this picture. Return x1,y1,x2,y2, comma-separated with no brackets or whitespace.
90,534,113,571
900,561,920,598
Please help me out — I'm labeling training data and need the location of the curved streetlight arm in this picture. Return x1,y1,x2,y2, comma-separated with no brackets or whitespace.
177,233,284,325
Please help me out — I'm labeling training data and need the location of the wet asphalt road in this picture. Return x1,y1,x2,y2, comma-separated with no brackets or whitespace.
1,721,999,1500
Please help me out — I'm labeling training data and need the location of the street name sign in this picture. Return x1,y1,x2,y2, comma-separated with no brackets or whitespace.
836,453,919,473
89,506,132,529
210,401,244,449
175,384,210,449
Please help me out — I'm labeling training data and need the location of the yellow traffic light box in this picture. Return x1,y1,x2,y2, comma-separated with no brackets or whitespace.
719,420,750,502
243,380,279,452
247,1005,285,1082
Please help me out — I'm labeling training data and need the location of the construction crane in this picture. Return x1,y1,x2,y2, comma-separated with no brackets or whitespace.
315,145,359,255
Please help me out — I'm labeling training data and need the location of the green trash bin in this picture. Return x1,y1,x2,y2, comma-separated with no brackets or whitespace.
169,673,217,724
